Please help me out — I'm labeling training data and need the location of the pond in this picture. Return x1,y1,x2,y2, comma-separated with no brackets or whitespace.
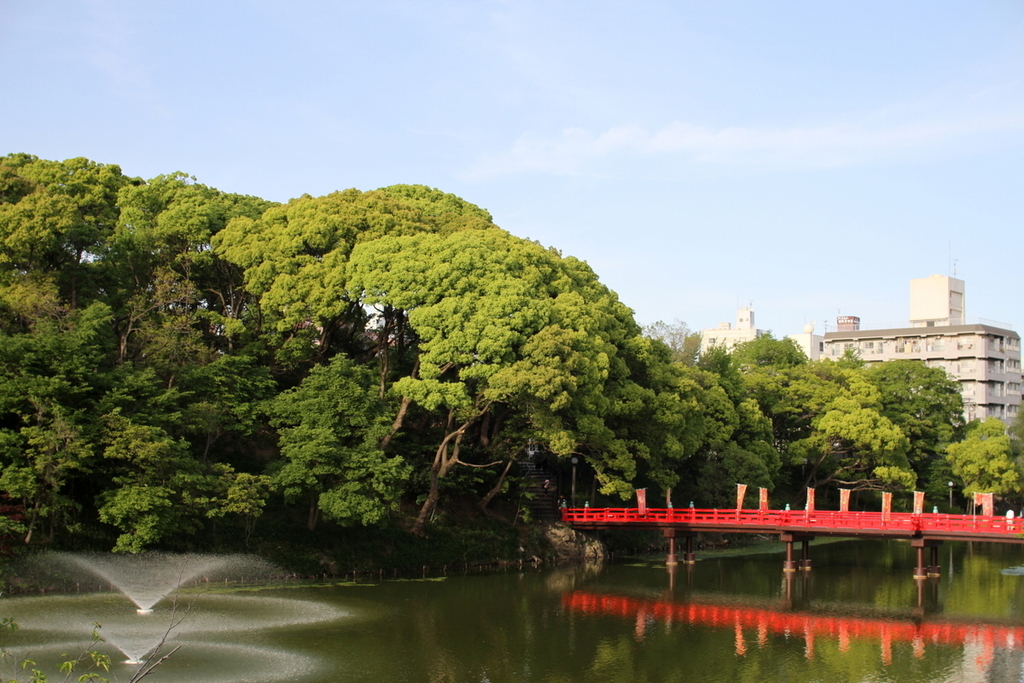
2,539,1024,682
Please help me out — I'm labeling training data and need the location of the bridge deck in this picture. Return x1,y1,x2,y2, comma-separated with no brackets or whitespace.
562,508,1024,543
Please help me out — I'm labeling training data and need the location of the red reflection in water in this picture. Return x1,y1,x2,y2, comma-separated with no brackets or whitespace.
562,591,1022,663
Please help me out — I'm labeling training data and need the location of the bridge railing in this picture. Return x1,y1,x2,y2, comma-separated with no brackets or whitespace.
560,507,1024,537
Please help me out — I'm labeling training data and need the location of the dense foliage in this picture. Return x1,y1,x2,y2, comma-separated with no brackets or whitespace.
0,154,1017,555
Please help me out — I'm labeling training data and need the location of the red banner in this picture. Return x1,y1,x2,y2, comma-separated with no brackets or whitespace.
736,484,748,510
913,491,925,515
805,487,815,512
636,488,647,515
839,488,851,512
881,492,892,522
972,492,994,516
759,488,768,512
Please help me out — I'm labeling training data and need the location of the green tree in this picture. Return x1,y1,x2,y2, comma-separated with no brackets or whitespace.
177,355,275,463
97,410,250,552
741,360,915,493
864,359,964,493
0,297,111,544
731,334,807,369
946,417,1022,498
348,227,690,532
676,363,780,506
0,154,131,308
1008,408,1024,459
800,394,914,490
269,355,408,531
104,174,274,364
642,319,700,365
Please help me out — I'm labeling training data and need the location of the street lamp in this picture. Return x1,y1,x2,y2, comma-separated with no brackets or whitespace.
571,457,578,507
948,481,954,509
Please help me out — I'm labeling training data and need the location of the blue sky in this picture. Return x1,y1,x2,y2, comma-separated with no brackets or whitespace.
3,0,1023,337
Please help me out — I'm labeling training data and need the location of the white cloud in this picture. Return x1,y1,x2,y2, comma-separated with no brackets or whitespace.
466,108,1024,178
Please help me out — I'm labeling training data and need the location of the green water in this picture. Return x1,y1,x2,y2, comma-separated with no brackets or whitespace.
3,539,1024,682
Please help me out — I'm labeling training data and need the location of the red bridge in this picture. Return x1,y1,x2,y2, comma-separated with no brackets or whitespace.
561,507,1024,576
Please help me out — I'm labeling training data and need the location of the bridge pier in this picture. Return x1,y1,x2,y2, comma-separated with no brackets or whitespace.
910,538,942,579
664,529,696,566
781,533,814,573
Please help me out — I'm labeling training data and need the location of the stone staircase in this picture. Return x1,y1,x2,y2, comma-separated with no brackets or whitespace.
520,462,560,522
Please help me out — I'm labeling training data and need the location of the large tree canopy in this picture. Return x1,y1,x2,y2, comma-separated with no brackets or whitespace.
347,227,692,532
0,155,1010,552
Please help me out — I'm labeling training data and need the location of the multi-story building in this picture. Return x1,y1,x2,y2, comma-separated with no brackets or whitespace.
700,306,763,354
822,275,1021,423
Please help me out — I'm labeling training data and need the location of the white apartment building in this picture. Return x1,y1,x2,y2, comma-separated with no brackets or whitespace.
822,275,1021,423
700,306,764,354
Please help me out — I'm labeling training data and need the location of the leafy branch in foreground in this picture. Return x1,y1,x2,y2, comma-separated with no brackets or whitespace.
2,617,110,683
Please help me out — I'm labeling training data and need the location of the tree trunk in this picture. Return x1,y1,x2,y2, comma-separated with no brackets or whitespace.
306,494,320,531
412,471,442,536
23,497,41,544
479,458,516,512
381,395,413,450
411,416,471,535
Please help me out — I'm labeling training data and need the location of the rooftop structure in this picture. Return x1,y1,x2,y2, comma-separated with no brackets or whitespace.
786,323,824,361
700,306,764,354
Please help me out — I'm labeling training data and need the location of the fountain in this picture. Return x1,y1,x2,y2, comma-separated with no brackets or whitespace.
2,553,349,681
54,552,277,612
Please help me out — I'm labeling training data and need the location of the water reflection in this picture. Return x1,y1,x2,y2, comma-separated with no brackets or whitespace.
551,541,1024,683
297,541,1024,682
563,591,1024,662
7,540,1024,682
